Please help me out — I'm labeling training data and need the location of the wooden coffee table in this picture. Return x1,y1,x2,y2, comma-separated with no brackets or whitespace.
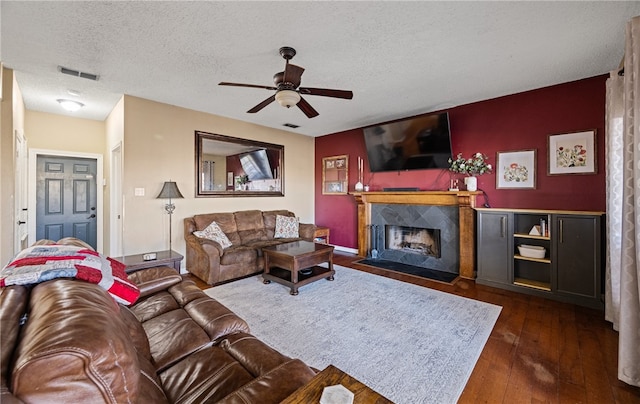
281,365,393,403
262,240,335,295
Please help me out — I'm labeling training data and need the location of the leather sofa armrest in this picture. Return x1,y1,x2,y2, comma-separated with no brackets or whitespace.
198,237,225,256
298,223,316,241
217,359,316,404
1,286,29,403
184,233,223,285
186,233,224,257
128,267,183,298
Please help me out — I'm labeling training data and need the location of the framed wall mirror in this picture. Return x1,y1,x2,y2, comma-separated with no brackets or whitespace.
195,131,284,197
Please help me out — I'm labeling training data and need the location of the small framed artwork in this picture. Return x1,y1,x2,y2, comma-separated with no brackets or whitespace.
227,172,234,187
326,182,344,193
496,149,537,189
322,155,348,195
548,129,597,175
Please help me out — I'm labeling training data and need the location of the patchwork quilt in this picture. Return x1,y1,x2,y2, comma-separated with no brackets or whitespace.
0,245,140,305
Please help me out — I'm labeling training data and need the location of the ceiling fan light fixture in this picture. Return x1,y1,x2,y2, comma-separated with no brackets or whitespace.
275,90,300,108
57,98,84,112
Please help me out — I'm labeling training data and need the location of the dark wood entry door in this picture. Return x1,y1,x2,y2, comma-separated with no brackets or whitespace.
36,155,98,249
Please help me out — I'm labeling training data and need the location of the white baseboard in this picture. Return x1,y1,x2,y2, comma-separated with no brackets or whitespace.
332,245,358,254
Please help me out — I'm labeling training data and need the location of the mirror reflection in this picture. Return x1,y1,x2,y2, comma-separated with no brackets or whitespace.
195,131,284,197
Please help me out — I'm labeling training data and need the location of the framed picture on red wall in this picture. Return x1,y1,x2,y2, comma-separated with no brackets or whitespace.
322,155,349,195
547,129,597,175
496,149,537,189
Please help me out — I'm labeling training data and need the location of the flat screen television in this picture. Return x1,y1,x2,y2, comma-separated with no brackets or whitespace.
363,112,453,172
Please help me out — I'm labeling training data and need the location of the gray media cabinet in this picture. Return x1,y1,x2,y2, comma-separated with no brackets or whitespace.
475,208,604,310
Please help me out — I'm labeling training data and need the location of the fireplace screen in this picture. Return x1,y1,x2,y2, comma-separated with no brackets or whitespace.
385,225,441,258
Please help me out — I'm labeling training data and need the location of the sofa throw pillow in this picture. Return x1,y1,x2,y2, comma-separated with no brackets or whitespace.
193,221,233,249
274,215,299,238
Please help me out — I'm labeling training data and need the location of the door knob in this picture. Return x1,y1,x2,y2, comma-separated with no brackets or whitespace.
17,220,26,225
87,214,96,219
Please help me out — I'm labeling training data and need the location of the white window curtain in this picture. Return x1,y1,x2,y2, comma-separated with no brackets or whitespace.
605,15,640,388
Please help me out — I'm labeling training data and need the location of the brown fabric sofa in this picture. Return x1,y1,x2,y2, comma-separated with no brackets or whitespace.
184,210,316,285
1,265,317,403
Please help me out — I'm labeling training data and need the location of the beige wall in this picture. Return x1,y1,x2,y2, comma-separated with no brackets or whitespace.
25,111,106,153
0,69,27,264
12,94,314,260
104,97,125,255
121,96,315,258
25,111,107,250
0,68,16,264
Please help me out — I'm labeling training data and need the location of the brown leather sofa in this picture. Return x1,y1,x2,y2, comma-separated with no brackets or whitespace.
184,210,316,285
1,266,316,403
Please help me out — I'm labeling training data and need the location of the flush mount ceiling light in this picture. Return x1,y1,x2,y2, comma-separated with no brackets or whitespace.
274,90,301,108
57,99,84,112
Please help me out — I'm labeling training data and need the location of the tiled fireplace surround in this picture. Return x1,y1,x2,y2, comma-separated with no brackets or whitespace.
353,191,480,279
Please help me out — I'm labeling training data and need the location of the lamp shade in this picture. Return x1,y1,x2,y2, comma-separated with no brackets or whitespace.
275,90,301,108
157,181,184,199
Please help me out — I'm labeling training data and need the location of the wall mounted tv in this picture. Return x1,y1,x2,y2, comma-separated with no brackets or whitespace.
363,112,453,172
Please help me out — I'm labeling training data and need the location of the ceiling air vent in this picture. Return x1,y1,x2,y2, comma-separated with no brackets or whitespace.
283,123,300,128
58,66,99,81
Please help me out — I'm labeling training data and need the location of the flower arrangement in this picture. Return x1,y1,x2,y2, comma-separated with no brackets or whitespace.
236,174,250,185
448,152,492,176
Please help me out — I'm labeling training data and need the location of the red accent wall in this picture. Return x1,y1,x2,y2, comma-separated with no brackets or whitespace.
315,75,607,249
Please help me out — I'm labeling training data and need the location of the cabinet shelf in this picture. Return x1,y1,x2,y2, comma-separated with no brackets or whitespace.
513,278,551,291
514,254,551,264
514,233,550,241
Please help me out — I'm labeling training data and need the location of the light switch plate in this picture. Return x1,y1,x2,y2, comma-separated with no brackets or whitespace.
134,187,145,196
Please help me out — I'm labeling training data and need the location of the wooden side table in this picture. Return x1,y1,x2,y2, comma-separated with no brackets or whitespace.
115,250,183,274
281,365,393,403
314,226,330,244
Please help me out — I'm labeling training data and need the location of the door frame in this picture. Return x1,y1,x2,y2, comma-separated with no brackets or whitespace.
28,149,104,251
110,142,123,257
14,129,28,253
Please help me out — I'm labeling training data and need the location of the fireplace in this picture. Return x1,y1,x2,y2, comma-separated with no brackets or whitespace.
370,203,459,274
353,191,479,279
386,225,441,258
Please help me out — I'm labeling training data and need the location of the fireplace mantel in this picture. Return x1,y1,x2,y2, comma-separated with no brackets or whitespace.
351,191,481,279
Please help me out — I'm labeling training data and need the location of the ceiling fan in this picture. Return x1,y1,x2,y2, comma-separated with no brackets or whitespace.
219,46,353,118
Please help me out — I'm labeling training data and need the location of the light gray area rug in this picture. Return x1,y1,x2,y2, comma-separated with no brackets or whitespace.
205,266,501,403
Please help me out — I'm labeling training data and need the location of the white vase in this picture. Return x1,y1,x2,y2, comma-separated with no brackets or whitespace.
464,176,477,191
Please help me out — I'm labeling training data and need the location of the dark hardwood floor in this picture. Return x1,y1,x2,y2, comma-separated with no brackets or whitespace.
184,251,640,403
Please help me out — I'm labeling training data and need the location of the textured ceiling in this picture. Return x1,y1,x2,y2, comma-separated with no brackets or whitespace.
2,1,639,137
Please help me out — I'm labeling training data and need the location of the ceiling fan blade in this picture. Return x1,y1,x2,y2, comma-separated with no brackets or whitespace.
299,87,353,99
219,82,277,91
283,64,305,88
297,96,319,118
247,95,276,113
